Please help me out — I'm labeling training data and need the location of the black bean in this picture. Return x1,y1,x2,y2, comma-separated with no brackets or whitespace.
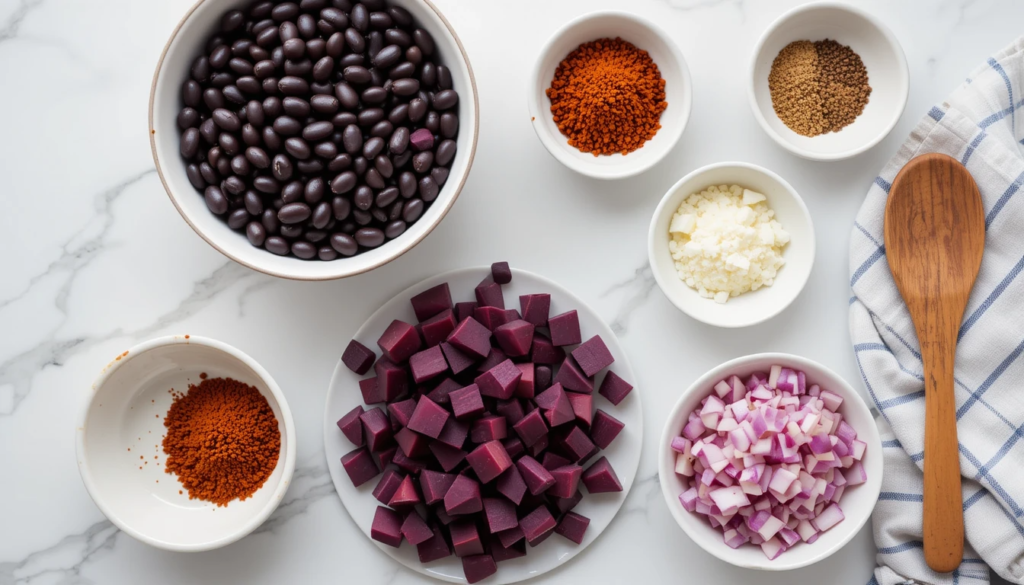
255,26,280,47
406,45,422,66
306,38,326,60
283,38,305,60
228,208,250,229
413,28,435,55
353,156,368,175
182,80,202,107
369,66,386,87
203,88,225,110
244,191,264,215
246,101,266,126
326,32,345,57
309,94,339,114
402,198,423,222
309,200,331,228
328,153,352,172
352,185,373,209
281,180,303,203
200,162,219,184
245,146,270,169
231,154,251,176
412,151,433,173
355,226,384,247
370,120,393,138
369,11,392,29
358,107,385,127
211,71,234,86
285,137,311,159
178,107,199,129
278,202,311,224
366,168,386,189
342,27,364,53
280,224,304,238
387,105,408,126
284,59,313,77
212,108,241,131
273,116,302,136
263,126,283,150
350,3,369,30
383,219,406,239
440,112,458,138
278,76,310,95
221,9,245,32
252,18,275,36
205,186,228,214
232,40,254,57
438,65,453,90
387,199,403,221
385,28,411,48
191,56,211,83
223,84,247,103
291,240,316,259
431,166,449,187
387,126,410,154
250,45,270,62
186,163,206,189
330,232,358,255
320,7,348,29
393,149,412,169
333,113,358,128
359,86,385,105
418,176,438,201
376,186,399,208
362,136,384,159
342,124,363,154
373,45,402,69
398,171,417,197
331,170,358,193
210,45,231,69
432,89,458,111
305,177,327,203
436,139,456,166
229,58,254,76
303,57,331,84
389,62,415,82
216,157,233,176
368,31,384,60
265,236,289,255
246,221,267,246
332,196,351,220
297,159,324,174
318,245,338,260
272,2,299,21
392,78,419,97
263,96,283,117
261,207,281,233
343,65,371,84
314,141,338,159
299,121,332,142
374,154,394,178
251,1,273,18
332,82,359,109
408,98,427,123
262,76,280,95
223,175,246,194
282,96,311,117
424,110,440,133
253,175,282,194
219,132,240,155
339,52,365,68
369,207,387,222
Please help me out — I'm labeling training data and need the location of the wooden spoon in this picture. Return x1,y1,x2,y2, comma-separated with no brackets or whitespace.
884,153,985,573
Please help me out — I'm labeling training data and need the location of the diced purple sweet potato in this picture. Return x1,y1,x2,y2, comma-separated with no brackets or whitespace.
528,434,550,458
539,385,575,427
436,417,469,449
387,398,417,430
359,407,394,452
483,497,518,534
475,275,504,308
496,399,525,425
476,347,507,372
421,309,458,346
552,489,583,514
392,449,428,475
504,308,521,322
566,392,593,427
520,506,557,546
470,415,507,443
531,334,565,365
519,293,551,327
342,340,376,374
590,409,625,450
494,319,535,357
597,370,633,406
549,464,583,499
462,554,497,584
514,363,535,399
374,357,409,401
571,335,615,377
512,408,548,447
455,301,478,322
476,359,522,400
341,447,381,487
410,282,453,322
401,511,434,546
466,440,513,483
440,342,475,376
372,469,405,504
542,452,571,471
495,465,527,505
581,456,622,493
395,426,431,458
503,436,525,459
434,505,455,526
491,534,527,562
535,365,552,392
548,310,581,346
427,377,463,405
388,474,421,508
377,319,422,363
429,440,466,472
554,511,590,545
516,455,555,495
562,425,596,462
474,305,511,331
337,405,365,445
444,474,483,515
447,317,492,359
450,384,485,420
407,395,450,438
420,469,457,505
450,520,484,557
371,506,404,547
409,346,449,385
359,376,384,404
533,382,566,414
491,261,512,284
417,526,452,563
371,445,397,470
496,526,525,550
553,356,594,393
579,446,600,466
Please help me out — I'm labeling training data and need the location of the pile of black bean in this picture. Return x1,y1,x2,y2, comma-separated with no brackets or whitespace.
178,0,459,260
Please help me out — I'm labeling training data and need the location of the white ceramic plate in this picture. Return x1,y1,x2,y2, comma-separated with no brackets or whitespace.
323,267,643,583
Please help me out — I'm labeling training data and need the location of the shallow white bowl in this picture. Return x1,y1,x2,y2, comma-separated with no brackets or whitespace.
648,162,815,328
748,1,908,161
527,11,691,180
150,0,479,280
76,335,296,552
658,353,882,571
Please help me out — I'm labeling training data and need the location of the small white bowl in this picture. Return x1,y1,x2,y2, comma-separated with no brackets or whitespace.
648,162,815,328
527,11,692,180
76,335,296,552
150,0,479,280
748,2,908,161
658,353,883,571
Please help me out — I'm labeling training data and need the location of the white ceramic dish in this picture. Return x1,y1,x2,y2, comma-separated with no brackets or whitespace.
76,335,296,552
748,1,908,161
323,267,642,583
527,11,691,180
658,353,882,571
648,162,815,328
150,0,479,280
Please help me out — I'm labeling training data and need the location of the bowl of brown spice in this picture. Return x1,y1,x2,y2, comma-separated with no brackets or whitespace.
748,2,908,161
528,11,692,179
76,335,296,552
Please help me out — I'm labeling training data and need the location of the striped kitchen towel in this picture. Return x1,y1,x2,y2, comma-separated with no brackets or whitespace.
850,37,1024,585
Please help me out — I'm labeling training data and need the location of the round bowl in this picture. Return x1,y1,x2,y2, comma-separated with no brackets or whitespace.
150,0,479,280
658,353,883,571
648,162,815,328
528,11,692,180
76,335,296,552
748,1,908,161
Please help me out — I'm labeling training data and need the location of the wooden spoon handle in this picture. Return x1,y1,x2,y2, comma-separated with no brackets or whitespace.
922,340,964,572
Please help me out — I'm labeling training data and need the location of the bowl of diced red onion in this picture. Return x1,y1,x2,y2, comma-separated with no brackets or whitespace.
658,353,881,571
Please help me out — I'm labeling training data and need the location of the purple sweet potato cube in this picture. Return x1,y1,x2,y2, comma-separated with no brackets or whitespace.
519,293,551,327
474,305,511,331
476,347,507,372
342,340,376,374
535,365,552,392
449,384,484,420
409,346,449,385
554,511,590,544
420,469,457,505
470,415,507,444
483,497,518,534
436,417,469,449
475,275,504,308
417,526,452,563
514,363,535,399
528,433,550,458
359,407,394,452
444,474,483,515
378,319,422,363
475,359,522,400
496,399,525,426
520,506,557,546
542,452,571,471
421,309,457,346
462,554,497,584
581,456,623,493
590,409,625,449
502,436,525,459
410,282,453,322
407,395,450,438
490,539,526,565
427,377,463,405
536,384,575,427
337,405,365,445
375,357,409,401
571,335,615,377
447,317,492,359
562,425,596,462
496,465,527,505
387,398,417,430
551,489,583,514
548,310,581,346
566,392,593,427
395,426,431,458
371,506,403,547
516,455,555,495
465,440,513,483
359,377,384,404
504,309,521,323
598,370,633,406
494,319,535,357
512,408,548,447
579,446,600,466
549,464,583,498
454,301,478,322
372,469,405,504
429,440,466,472
553,356,594,393
450,520,484,557
371,445,397,470
392,449,428,475
440,342,475,376
401,510,434,545
531,334,565,365
491,261,512,284
496,526,525,550
388,474,421,507
341,447,381,487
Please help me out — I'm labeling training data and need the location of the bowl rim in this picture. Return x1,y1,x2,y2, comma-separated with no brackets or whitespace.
647,161,816,328
149,0,480,281
75,334,297,552
526,10,692,180
657,352,883,571
746,0,909,161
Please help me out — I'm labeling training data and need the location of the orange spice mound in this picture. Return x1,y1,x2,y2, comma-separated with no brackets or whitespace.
162,377,280,507
546,37,667,156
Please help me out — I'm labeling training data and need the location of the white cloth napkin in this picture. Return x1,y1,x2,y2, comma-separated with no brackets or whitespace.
849,37,1024,585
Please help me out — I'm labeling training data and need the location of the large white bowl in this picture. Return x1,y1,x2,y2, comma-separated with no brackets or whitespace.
658,353,883,571
648,162,815,328
527,11,691,180
76,335,296,552
748,2,908,161
150,0,479,280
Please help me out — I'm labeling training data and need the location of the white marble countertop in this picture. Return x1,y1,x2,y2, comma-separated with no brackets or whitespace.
1,0,1020,583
